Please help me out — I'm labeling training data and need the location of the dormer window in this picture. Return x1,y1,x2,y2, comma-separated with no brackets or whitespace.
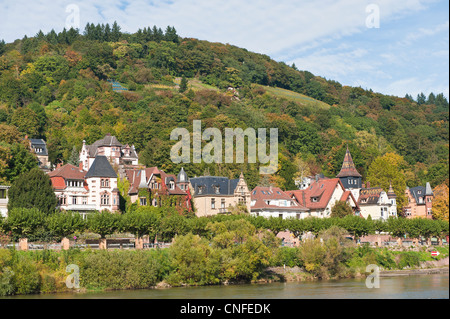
311,197,319,203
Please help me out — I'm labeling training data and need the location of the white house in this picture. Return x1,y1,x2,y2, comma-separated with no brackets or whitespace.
251,186,309,220
0,185,10,218
357,184,397,221
79,134,138,171
49,156,120,218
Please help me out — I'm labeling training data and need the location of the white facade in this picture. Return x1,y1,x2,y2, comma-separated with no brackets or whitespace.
0,186,9,218
358,190,397,221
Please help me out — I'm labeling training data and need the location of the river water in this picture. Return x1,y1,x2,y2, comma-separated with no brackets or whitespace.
6,273,449,299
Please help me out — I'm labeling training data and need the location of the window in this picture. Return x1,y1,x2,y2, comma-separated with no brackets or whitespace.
101,193,110,205
72,196,77,205
0,189,6,199
82,197,87,205
140,198,147,206
211,198,215,209
101,179,110,188
221,199,225,208
59,195,66,205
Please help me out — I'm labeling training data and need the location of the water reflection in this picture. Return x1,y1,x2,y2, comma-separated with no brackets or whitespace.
4,274,448,299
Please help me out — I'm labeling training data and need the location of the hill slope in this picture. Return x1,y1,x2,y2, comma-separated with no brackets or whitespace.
0,24,448,202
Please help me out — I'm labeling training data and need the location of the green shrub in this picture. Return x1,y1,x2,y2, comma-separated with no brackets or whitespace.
396,252,421,269
375,249,396,270
272,247,301,268
12,256,41,294
0,267,15,296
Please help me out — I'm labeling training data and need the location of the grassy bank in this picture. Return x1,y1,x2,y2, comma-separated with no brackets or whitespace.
1,224,449,297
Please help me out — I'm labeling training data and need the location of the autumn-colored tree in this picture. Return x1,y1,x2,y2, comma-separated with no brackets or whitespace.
432,183,449,221
367,152,407,215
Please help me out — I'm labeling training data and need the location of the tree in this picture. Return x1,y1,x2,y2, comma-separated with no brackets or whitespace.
87,211,120,239
179,76,188,93
0,143,38,183
7,167,57,214
47,211,86,240
10,108,39,137
4,207,48,241
432,183,449,221
120,207,160,242
330,201,353,218
367,152,408,214
68,146,79,166
0,39,6,55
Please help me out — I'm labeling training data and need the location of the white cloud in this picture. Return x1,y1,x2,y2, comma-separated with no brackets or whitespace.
0,0,447,98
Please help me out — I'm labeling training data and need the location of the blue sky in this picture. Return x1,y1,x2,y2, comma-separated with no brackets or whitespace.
0,0,448,99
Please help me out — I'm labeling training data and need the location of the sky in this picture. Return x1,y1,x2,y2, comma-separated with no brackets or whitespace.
0,0,448,99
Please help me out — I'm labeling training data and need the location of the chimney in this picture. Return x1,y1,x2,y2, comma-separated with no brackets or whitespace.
367,181,370,188
79,162,83,171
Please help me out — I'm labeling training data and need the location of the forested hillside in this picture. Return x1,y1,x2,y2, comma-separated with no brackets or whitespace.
0,23,448,210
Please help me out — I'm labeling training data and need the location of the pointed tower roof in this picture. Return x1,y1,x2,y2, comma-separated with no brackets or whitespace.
138,169,147,189
425,182,433,196
336,146,362,178
85,156,117,178
387,181,396,198
177,167,188,183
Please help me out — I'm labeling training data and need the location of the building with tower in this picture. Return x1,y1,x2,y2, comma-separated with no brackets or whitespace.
79,134,139,171
336,146,362,201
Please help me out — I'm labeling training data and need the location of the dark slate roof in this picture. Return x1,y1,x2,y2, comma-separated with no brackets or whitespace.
190,176,239,196
409,186,430,205
86,135,123,157
30,139,48,156
85,156,117,178
177,167,189,183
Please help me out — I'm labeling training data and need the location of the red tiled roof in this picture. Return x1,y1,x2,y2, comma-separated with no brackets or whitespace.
251,186,308,211
48,164,87,190
48,164,86,180
287,178,344,210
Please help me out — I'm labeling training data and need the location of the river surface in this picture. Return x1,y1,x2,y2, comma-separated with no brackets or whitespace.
5,273,449,299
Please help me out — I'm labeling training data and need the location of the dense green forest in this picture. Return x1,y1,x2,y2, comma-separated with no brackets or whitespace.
0,23,448,213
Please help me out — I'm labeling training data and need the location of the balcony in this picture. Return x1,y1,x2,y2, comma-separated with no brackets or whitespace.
218,208,229,214
62,204,97,211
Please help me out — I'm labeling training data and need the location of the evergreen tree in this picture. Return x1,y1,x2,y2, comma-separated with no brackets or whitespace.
427,92,436,105
104,23,111,42
7,167,58,214
165,26,179,43
111,21,121,41
0,39,6,56
179,76,188,93
417,92,427,105
68,146,79,165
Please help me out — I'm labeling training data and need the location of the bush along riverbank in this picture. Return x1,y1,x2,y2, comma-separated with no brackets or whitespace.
0,222,449,296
